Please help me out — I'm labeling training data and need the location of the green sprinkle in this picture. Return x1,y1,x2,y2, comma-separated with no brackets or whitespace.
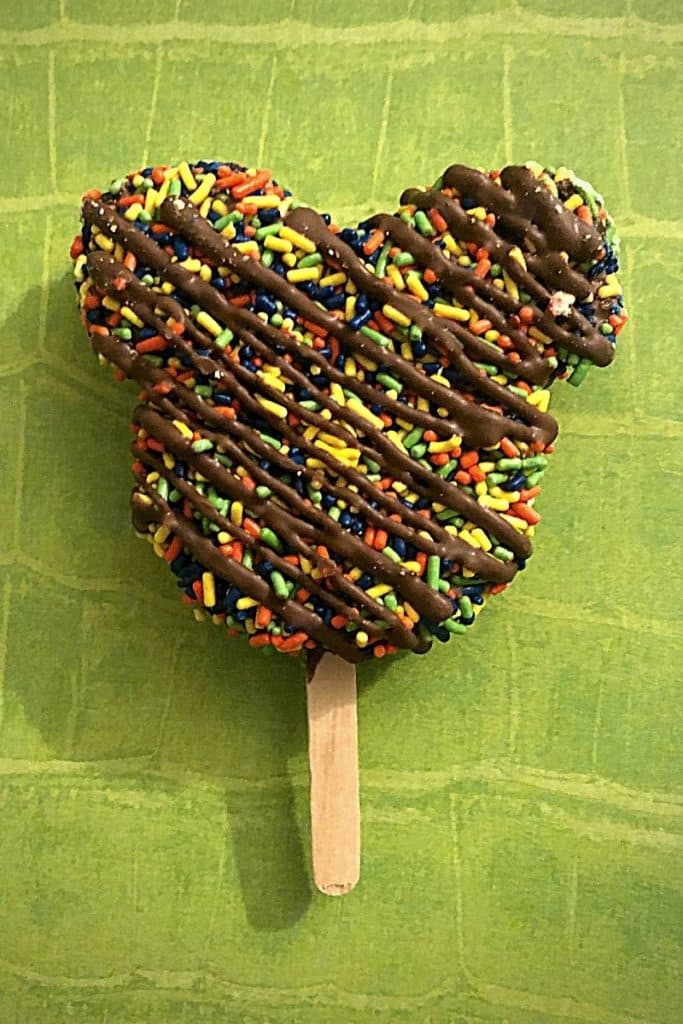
191,439,213,453
403,427,424,450
255,485,272,499
360,325,391,348
497,458,522,471
215,328,234,349
438,579,450,593
414,210,435,236
493,545,514,562
375,241,391,278
168,488,181,502
156,476,169,501
194,385,212,397
255,223,283,240
426,554,441,590
113,327,132,340
443,618,467,635
300,400,322,411
458,595,473,619
260,434,282,450
262,250,275,268
242,549,254,571
568,358,592,387
383,546,402,564
437,459,457,478
213,215,232,232
260,527,283,553
526,469,544,487
384,594,398,612
298,252,323,269
328,506,341,521
411,442,428,459
377,372,403,393
270,570,288,599
270,312,283,327
521,455,548,470
168,178,182,196
486,472,508,486
364,457,381,474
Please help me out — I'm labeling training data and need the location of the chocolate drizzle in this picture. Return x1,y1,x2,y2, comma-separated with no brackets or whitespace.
81,162,616,658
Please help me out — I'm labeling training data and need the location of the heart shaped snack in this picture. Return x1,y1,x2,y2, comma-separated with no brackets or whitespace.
71,160,627,664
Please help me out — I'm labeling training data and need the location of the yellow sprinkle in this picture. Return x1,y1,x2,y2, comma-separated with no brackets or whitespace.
563,193,583,211
469,206,487,221
527,388,551,413
509,246,527,270
431,373,450,388
403,602,420,623
344,356,357,377
202,572,216,608
233,241,260,256
180,257,202,273
598,283,621,299
502,269,519,299
318,432,346,449
406,273,429,301
458,528,480,548
303,425,319,441
434,302,469,322
428,437,462,453
401,561,421,574
123,202,144,222
282,252,297,268
305,457,326,470
417,396,430,412
156,177,171,206
199,197,212,219
256,395,287,419
355,631,369,648
245,194,282,208
199,264,212,282
212,198,228,216
160,281,175,294
101,296,120,312
230,501,244,527
500,513,528,531
94,233,114,253
189,174,216,205
260,373,286,393
346,397,384,429
162,452,175,470
330,382,346,406
196,310,223,337
286,266,322,284
470,528,492,552
178,161,197,190
146,472,160,484
144,188,158,213
279,225,316,253
172,419,193,439
382,303,411,327
121,306,144,328
261,363,281,376
528,326,551,344
475,481,488,497
478,494,509,511
387,264,405,291
193,608,207,622
355,353,377,372
400,341,413,360
220,223,237,240
154,525,170,544
319,271,347,287
443,233,463,256
345,295,357,321
367,583,392,600
217,531,231,545
264,235,292,253
236,596,260,611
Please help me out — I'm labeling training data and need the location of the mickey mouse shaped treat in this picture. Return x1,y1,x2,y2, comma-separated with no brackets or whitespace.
71,159,627,893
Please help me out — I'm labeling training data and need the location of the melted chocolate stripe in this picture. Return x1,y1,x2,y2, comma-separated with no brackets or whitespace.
133,403,453,622
155,196,551,448
283,206,558,445
129,480,367,662
135,437,423,651
88,252,529,565
398,189,613,365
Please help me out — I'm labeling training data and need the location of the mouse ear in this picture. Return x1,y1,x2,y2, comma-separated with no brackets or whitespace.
386,161,627,391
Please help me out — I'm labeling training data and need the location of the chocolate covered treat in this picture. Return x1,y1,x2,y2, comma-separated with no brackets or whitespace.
72,160,626,663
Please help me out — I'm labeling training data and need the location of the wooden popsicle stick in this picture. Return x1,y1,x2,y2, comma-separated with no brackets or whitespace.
306,652,361,896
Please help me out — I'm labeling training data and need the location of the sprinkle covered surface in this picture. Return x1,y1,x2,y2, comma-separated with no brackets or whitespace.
71,159,627,663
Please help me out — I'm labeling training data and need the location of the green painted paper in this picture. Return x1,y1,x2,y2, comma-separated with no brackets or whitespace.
0,2,681,1021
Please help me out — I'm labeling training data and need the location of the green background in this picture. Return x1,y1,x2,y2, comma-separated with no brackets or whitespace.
1,1,681,1021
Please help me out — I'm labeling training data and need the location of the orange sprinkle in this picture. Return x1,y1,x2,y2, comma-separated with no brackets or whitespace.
164,535,183,562
470,465,486,483
373,529,389,551
460,450,479,469
231,169,271,200
500,437,520,458
423,267,437,285
363,229,385,256
249,634,271,648
474,259,492,279
255,606,272,629
331,614,348,629
471,318,492,335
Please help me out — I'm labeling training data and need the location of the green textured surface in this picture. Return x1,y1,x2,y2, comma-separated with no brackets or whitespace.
1,2,682,1022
